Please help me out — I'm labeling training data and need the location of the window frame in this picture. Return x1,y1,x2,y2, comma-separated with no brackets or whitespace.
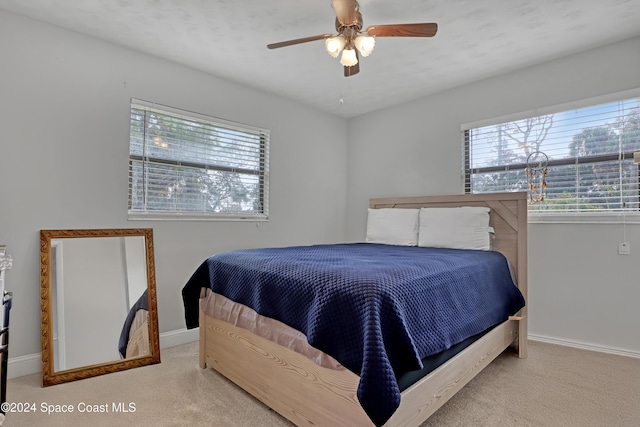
128,99,270,222
461,88,640,223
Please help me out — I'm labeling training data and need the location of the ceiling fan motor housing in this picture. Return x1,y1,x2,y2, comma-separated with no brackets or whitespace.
335,11,363,34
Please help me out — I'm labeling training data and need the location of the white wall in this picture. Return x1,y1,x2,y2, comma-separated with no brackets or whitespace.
124,236,148,308
0,10,348,359
347,36,640,355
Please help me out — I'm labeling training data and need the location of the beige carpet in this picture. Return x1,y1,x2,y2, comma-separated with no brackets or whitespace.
2,340,638,426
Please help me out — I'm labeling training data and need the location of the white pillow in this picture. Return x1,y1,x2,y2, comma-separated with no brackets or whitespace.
418,206,491,250
366,208,420,246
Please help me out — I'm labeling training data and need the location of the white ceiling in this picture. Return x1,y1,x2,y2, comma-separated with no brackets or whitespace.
2,0,640,118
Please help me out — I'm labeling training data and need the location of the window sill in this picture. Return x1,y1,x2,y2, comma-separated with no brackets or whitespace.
528,212,640,224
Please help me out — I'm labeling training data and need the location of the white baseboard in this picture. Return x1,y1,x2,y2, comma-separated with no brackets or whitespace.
159,327,199,349
7,327,200,380
528,334,640,359
7,353,41,380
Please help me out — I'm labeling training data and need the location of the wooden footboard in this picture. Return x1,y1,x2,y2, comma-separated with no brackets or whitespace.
200,309,521,427
200,310,370,426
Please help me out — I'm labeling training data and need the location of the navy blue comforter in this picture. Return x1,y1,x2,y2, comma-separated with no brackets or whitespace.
182,243,525,426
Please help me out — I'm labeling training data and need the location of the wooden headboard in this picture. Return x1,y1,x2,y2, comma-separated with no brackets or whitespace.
369,192,528,304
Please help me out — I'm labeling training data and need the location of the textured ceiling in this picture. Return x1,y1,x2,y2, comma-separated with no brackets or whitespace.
2,0,640,118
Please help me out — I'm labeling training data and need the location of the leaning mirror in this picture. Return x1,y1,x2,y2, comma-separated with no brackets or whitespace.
40,228,160,386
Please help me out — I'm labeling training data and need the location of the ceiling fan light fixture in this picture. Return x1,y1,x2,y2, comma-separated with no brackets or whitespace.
325,35,346,58
340,48,358,67
354,35,375,57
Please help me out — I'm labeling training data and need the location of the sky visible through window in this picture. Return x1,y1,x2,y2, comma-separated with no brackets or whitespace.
470,99,639,169
466,96,640,213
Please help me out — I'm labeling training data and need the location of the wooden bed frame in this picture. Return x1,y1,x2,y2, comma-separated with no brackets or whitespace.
198,192,528,426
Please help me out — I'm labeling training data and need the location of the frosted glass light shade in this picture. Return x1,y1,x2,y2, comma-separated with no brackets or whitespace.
354,36,375,57
340,48,358,67
325,36,346,58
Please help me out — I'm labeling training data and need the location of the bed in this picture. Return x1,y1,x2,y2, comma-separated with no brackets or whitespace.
119,289,150,359
182,192,528,426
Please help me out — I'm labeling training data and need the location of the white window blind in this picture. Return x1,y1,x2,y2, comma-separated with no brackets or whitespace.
463,94,640,216
128,99,269,220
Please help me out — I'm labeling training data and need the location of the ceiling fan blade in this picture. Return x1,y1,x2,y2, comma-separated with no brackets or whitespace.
365,23,438,37
332,0,358,26
267,34,333,49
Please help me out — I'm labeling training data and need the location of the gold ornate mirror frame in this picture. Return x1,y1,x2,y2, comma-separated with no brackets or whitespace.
40,228,160,386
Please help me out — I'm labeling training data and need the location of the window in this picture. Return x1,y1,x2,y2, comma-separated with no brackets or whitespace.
463,92,640,219
128,99,269,220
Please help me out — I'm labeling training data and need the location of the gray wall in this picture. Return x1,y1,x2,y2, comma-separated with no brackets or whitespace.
0,10,348,358
347,36,640,355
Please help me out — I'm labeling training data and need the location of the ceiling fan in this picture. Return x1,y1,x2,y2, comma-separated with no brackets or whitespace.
267,0,438,77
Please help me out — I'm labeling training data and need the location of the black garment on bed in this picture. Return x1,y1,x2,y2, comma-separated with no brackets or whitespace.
182,243,524,426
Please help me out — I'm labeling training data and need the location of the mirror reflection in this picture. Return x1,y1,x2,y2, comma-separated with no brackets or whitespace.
40,228,160,386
